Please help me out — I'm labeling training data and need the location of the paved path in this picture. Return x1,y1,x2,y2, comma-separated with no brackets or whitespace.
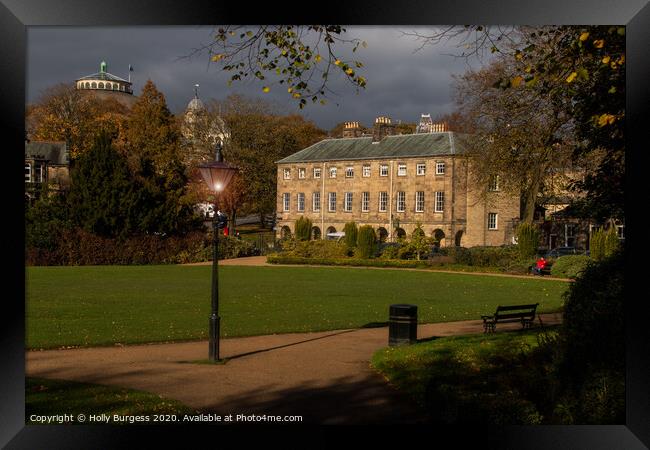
26,313,562,424
185,256,572,282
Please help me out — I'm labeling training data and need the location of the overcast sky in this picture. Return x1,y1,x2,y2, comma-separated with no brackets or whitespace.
27,26,491,130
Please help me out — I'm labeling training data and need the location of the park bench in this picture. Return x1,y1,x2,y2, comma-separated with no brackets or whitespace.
481,303,540,333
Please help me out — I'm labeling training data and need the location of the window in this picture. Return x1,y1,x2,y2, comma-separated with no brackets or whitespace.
283,193,290,211
416,163,426,176
617,224,625,240
397,164,407,176
397,191,406,212
415,191,425,212
25,163,31,183
362,192,370,212
35,164,43,182
329,167,337,178
297,193,305,212
344,192,353,212
313,192,321,211
298,168,306,179
345,166,354,178
435,191,445,212
380,164,388,176
379,192,388,212
283,168,291,180
489,175,500,191
313,167,321,178
362,165,371,177
436,162,445,175
488,213,498,230
328,192,337,212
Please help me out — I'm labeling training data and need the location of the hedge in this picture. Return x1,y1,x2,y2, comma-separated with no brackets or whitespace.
550,255,591,279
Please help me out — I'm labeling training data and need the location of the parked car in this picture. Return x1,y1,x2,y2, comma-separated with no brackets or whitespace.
545,247,586,259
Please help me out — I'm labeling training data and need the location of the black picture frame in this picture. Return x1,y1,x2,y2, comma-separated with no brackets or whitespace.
1,1,647,447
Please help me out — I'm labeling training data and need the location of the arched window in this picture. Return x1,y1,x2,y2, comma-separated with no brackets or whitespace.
395,228,406,239
432,229,445,248
326,226,337,234
281,226,292,240
377,227,388,243
311,226,321,240
121,85,125,91
98,82,105,89
91,82,97,89
106,82,112,90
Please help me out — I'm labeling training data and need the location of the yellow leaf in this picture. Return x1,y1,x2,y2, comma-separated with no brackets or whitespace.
314,54,322,62
593,39,605,48
262,86,270,93
292,92,301,98
334,60,341,66
515,52,523,60
211,54,224,62
287,87,293,93
597,113,616,127
617,54,625,64
601,56,611,64
345,68,354,75
579,32,590,41
566,72,578,83
511,76,523,87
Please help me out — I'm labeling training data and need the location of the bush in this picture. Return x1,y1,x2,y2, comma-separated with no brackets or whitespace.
559,250,624,390
343,222,358,248
589,229,606,260
218,235,259,259
356,225,376,258
550,255,591,279
294,216,312,241
516,223,540,259
377,243,401,259
604,228,620,257
282,239,348,259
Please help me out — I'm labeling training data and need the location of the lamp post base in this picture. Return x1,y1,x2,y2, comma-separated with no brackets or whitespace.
209,315,221,361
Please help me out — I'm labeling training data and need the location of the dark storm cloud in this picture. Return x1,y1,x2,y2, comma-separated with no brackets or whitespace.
27,26,489,130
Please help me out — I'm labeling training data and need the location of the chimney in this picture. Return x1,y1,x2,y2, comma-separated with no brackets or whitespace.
342,121,362,138
372,116,395,142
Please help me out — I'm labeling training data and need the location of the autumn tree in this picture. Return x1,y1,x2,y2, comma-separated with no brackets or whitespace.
27,83,129,159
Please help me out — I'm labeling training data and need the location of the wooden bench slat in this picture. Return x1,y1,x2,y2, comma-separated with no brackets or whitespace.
482,303,539,333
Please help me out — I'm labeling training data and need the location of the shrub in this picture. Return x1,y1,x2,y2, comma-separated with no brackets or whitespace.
589,229,606,261
558,250,624,389
218,235,259,259
343,222,358,248
516,223,540,259
604,228,619,257
283,240,348,259
294,216,312,241
378,243,401,259
550,255,591,279
356,225,376,258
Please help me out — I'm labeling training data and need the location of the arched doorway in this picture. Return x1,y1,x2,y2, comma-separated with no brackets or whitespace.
455,230,464,247
281,226,292,239
311,226,321,240
432,229,445,247
377,227,388,242
395,228,406,240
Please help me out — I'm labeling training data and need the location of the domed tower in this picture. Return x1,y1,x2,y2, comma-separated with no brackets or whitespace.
182,84,230,165
75,61,136,107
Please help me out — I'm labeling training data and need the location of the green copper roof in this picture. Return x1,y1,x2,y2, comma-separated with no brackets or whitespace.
276,132,468,164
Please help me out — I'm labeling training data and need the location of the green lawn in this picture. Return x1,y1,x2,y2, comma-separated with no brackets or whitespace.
371,327,561,424
26,377,197,424
26,265,568,349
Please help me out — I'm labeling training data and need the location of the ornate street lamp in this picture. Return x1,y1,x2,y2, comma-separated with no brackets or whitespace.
197,140,238,361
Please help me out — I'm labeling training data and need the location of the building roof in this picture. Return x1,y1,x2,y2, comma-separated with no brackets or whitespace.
25,141,69,165
276,132,468,164
76,72,131,83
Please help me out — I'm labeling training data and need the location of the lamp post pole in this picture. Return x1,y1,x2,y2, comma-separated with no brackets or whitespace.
209,197,221,362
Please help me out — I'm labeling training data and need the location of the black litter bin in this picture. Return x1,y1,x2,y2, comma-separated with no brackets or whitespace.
389,304,417,346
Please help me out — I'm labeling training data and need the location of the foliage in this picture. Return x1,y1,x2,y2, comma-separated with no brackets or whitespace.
294,216,312,241
355,225,376,259
558,250,624,389
604,227,620,257
405,226,436,260
589,229,607,260
217,235,260,260
25,190,73,251
279,239,348,259
198,26,367,108
550,255,590,279
516,223,540,259
343,222,359,248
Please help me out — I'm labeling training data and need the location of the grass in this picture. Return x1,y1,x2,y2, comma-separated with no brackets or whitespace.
371,327,561,424
26,377,197,424
26,265,568,349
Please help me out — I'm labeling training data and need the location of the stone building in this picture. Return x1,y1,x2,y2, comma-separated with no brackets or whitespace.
24,140,70,204
275,116,520,247
75,61,137,108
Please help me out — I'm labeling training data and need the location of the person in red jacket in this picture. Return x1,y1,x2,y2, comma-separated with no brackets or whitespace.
532,257,547,275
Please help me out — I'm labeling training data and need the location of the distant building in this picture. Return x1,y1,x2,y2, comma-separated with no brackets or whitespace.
24,140,70,204
276,115,520,246
181,85,229,166
75,61,137,108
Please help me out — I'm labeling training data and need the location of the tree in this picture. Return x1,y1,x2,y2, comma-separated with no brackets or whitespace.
66,131,137,238
27,83,129,159
356,225,376,259
343,222,358,248
295,216,312,241
190,26,367,108
453,56,574,223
